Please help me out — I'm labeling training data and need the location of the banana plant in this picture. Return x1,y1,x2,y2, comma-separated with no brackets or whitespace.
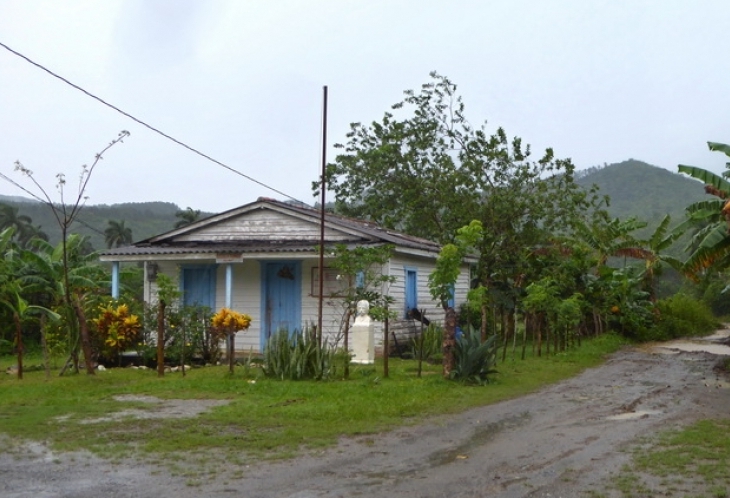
0,291,59,379
677,141,730,277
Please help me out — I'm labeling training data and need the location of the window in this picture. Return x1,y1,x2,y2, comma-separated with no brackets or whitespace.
311,267,347,297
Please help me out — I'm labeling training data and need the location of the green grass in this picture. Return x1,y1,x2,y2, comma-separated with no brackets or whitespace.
0,333,627,474
610,420,730,497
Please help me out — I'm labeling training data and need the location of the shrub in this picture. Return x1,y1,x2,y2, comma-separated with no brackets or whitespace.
411,323,443,363
450,328,498,385
262,327,337,380
702,280,730,317
646,294,720,341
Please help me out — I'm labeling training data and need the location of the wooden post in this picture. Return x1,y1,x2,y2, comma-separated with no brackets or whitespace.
443,307,456,378
157,299,166,377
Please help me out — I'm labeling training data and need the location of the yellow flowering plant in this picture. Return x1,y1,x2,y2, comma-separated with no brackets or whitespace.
211,308,252,338
211,307,253,374
92,302,141,363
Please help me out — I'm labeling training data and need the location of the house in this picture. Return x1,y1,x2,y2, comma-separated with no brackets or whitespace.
99,198,472,354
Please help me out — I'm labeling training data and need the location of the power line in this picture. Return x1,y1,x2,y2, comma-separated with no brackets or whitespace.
0,40,303,205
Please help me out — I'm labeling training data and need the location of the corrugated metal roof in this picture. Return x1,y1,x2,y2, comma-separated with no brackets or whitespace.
100,198,442,258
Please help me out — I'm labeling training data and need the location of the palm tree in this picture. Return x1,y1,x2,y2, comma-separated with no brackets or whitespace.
0,203,37,247
104,220,133,249
174,207,201,228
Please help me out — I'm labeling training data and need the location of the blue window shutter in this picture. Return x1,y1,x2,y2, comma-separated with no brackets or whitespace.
405,268,417,317
355,270,365,290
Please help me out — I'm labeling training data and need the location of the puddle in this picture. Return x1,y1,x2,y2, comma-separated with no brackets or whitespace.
650,329,730,356
606,410,661,421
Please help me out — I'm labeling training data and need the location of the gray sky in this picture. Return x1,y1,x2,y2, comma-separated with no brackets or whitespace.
0,0,728,213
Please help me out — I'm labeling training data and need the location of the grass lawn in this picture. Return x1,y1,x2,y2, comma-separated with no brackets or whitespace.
0,334,627,473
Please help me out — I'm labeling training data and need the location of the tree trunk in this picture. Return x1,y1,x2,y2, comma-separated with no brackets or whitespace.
157,299,166,377
14,313,22,380
383,312,389,378
228,333,235,374
73,299,95,375
41,315,50,380
343,308,351,380
442,306,457,379
480,303,488,342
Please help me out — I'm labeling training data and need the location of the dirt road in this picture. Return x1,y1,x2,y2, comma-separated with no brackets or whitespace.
2,338,729,498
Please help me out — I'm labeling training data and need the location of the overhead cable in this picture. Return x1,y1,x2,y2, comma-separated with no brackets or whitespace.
0,40,302,204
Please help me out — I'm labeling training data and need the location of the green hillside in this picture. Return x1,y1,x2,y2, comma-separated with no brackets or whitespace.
576,159,710,227
0,195,214,251
0,159,713,253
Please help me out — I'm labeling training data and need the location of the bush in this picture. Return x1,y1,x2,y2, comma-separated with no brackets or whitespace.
411,323,443,363
262,327,338,380
702,280,730,317
450,328,498,385
645,294,720,342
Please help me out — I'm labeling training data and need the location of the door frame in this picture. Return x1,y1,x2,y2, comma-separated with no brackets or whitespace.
260,260,302,347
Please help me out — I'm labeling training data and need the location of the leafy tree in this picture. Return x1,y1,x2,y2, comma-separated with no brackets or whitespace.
174,207,201,228
104,219,133,248
319,73,594,355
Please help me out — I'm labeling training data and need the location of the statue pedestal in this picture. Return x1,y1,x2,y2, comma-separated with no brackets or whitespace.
351,319,374,364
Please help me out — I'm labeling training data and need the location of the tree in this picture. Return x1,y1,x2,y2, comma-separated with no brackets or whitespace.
317,72,590,245
3,131,129,374
104,219,133,248
174,207,201,228
318,73,594,350
20,234,109,373
0,290,59,379
0,203,46,248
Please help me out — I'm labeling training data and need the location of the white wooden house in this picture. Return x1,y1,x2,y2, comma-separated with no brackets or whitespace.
99,198,472,355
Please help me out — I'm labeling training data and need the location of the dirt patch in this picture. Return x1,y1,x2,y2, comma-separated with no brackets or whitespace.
74,395,230,424
1,344,730,498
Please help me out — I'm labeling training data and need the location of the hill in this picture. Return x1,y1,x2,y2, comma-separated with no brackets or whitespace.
0,160,713,253
576,159,709,227
0,194,213,251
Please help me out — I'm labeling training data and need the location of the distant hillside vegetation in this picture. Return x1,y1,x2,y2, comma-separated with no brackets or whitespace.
576,159,710,226
0,194,214,251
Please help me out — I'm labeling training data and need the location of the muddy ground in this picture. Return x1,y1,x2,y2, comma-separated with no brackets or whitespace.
2,336,730,498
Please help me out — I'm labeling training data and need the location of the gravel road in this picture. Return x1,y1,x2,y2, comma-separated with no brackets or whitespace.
2,340,729,498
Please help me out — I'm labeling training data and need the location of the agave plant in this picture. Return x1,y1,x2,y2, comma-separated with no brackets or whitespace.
450,327,498,385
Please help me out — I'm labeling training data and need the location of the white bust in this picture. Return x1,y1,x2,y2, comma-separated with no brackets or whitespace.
355,300,370,323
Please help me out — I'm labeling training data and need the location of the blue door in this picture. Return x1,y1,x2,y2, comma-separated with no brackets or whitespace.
262,261,301,344
181,266,216,309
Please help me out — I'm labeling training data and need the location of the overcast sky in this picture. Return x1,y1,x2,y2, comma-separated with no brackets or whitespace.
0,0,728,214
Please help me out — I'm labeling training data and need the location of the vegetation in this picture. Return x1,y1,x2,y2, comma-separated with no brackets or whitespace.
0,333,627,475
262,327,338,381
608,420,730,497
0,196,209,251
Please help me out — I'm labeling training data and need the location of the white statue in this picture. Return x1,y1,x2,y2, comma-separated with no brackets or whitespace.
355,300,370,324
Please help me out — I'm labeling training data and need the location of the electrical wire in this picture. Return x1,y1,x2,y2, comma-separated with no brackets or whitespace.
0,40,303,205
